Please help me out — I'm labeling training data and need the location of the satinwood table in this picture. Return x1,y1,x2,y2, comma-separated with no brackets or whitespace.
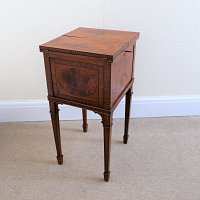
40,27,139,182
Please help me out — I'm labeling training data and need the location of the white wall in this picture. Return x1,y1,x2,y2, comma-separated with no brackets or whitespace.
105,0,200,97
0,0,105,100
0,0,200,121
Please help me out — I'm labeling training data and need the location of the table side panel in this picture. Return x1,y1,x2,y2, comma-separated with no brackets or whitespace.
50,57,104,108
111,43,134,107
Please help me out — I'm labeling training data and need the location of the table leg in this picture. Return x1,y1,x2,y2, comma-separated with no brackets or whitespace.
101,114,113,182
49,101,63,165
123,87,133,144
82,108,88,132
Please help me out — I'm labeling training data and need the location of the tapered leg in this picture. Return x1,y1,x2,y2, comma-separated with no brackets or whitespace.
123,87,133,144
49,101,63,165
82,109,88,132
101,114,113,182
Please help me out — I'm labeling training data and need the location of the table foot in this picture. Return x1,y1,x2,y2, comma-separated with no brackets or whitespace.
82,109,88,132
82,124,88,132
57,155,63,165
123,134,129,144
104,171,111,182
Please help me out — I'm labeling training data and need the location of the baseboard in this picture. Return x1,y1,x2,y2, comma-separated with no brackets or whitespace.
0,96,200,122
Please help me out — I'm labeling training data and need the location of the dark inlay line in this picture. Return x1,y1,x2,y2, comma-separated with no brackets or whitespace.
62,34,86,39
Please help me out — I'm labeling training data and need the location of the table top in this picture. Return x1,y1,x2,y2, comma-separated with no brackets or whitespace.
40,27,139,60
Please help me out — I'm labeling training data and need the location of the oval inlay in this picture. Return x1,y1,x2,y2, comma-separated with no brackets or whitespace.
58,68,97,98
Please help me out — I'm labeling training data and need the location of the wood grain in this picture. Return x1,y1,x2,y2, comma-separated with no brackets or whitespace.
40,27,139,60
40,27,139,182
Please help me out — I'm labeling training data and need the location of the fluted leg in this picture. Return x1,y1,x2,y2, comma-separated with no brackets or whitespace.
101,114,113,182
123,87,133,144
82,108,88,132
49,101,63,164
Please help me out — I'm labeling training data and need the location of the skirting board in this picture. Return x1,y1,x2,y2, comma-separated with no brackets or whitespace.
0,96,200,122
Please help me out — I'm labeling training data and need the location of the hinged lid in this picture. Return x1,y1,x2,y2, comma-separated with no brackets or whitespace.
40,27,139,61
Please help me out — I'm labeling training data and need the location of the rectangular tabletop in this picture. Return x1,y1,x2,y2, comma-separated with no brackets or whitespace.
40,27,139,60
